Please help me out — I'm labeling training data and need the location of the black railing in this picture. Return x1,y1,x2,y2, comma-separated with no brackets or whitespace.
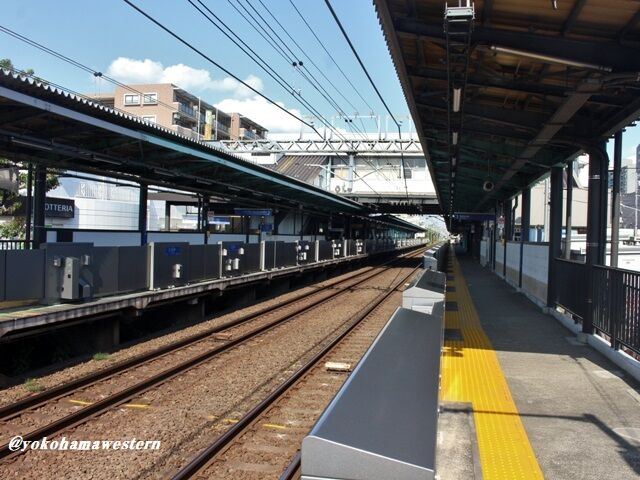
0,239,33,250
555,258,640,356
555,259,589,319
592,265,640,354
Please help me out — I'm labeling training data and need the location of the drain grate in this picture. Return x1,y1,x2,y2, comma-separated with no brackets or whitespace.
444,328,463,341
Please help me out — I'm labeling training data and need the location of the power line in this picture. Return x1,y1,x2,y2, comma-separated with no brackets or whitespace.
186,0,382,194
257,0,361,116
0,25,185,116
190,0,367,146
219,0,371,144
122,0,314,130
323,0,400,130
323,0,409,198
288,0,377,116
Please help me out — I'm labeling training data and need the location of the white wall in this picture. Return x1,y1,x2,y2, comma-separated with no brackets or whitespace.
73,231,141,246
505,241,521,286
521,243,549,304
495,242,505,276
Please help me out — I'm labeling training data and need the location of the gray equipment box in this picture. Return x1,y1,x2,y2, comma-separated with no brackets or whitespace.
297,240,314,264
147,242,189,290
301,307,443,480
402,269,446,315
43,243,94,304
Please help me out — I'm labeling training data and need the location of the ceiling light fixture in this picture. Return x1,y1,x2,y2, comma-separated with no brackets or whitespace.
490,45,612,72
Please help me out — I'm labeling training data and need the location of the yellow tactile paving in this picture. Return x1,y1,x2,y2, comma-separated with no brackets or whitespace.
441,256,543,480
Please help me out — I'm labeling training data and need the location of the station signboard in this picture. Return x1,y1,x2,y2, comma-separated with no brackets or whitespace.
233,208,272,217
45,197,75,218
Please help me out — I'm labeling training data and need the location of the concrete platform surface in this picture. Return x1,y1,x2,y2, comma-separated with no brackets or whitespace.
460,256,640,480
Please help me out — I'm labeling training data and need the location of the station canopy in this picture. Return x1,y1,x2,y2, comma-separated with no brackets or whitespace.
0,70,363,216
375,0,640,213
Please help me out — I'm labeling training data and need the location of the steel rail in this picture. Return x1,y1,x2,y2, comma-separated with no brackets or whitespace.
171,261,422,479
0,248,420,422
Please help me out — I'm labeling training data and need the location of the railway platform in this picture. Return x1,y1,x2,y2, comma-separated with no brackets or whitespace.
440,254,640,479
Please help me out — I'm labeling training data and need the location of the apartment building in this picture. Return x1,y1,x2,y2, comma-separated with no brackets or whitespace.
89,83,267,141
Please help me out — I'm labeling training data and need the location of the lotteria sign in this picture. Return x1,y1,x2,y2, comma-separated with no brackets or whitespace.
44,197,75,218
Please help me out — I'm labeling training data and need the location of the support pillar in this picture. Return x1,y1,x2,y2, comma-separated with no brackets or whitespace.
586,145,608,266
139,183,148,245
33,164,47,248
547,166,563,308
611,131,622,268
24,164,33,247
202,196,210,244
584,144,609,334
519,187,531,288
565,161,573,259
491,203,497,271
503,199,511,278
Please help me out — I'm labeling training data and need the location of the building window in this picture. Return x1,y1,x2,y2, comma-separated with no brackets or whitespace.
124,94,140,105
141,115,156,124
143,93,158,105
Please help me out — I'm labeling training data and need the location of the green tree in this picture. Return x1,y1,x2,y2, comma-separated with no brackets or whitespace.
0,59,59,240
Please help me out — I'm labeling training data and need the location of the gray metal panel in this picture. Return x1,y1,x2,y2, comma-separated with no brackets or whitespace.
302,307,443,480
317,240,333,261
5,249,45,301
264,241,277,270
149,242,189,289
117,246,148,293
242,243,261,273
297,240,314,264
42,243,94,304
189,245,206,282
221,241,244,277
203,244,220,279
276,242,297,267
411,269,446,294
92,247,119,297
0,251,5,301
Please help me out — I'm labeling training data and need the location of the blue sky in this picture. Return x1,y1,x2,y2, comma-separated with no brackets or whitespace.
1,0,639,156
0,0,413,134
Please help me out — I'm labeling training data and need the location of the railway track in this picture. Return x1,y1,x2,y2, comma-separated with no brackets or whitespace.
170,261,422,480
0,247,426,462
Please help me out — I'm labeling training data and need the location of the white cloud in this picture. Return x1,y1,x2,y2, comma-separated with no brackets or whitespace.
106,57,262,99
215,96,303,134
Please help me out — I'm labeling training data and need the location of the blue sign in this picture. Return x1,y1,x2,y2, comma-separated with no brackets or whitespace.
453,213,495,222
234,208,272,217
210,216,231,225
165,246,182,256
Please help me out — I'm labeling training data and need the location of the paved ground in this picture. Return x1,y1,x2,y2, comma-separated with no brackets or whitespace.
459,255,640,480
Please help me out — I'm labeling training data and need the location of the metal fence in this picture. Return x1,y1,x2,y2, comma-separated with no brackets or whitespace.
554,258,640,356
592,265,640,354
0,239,33,250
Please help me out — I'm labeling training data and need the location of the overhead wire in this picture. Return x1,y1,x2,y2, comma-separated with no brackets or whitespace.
288,0,377,117
183,0,384,194
225,0,371,145
231,0,400,185
122,0,315,129
323,0,409,199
